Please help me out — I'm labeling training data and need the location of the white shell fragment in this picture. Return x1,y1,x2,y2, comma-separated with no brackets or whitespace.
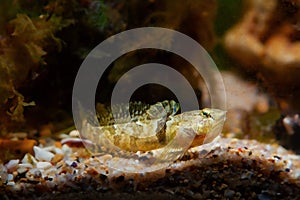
18,163,33,168
17,167,28,174
22,153,38,165
36,162,52,170
5,159,19,171
33,146,54,162
17,163,33,174
43,146,63,155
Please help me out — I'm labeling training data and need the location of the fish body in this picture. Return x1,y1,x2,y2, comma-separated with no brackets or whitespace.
82,101,226,153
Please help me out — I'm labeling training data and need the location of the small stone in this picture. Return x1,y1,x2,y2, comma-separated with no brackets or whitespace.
18,163,33,168
258,193,272,200
51,154,64,163
22,153,38,165
33,169,42,178
69,130,80,137
5,159,19,172
58,133,70,139
53,147,63,154
62,144,73,155
224,189,235,198
65,160,74,166
17,167,29,174
86,167,99,176
43,146,63,154
36,162,52,170
193,193,203,200
12,171,18,178
7,174,14,181
17,163,33,174
285,168,290,172
71,162,77,168
0,165,8,184
44,176,53,181
220,183,228,190
33,146,54,162
26,168,42,181
6,181,15,186
54,141,62,148
241,171,253,180
186,189,194,197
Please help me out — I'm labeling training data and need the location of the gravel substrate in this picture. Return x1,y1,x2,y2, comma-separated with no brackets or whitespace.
1,136,300,199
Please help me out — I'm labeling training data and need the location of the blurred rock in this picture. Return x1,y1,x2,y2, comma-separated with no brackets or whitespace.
222,71,269,112
274,113,300,153
224,0,300,114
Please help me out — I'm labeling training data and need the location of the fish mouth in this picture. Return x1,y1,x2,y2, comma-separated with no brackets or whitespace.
203,108,227,144
209,108,227,121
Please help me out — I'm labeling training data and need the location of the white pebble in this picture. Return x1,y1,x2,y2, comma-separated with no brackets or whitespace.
18,163,33,168
36,162,52,170
43,146,54,152
17,167,28,174
5,160,19,171
53,147,63,154
43,146,62,154
62,144,72,155
65,160,74,166
22,153,37,165
34,146,54,162
58,133,70,139
6,181,15,186
7,174,14,181
69,130,80,137
44,167,57,177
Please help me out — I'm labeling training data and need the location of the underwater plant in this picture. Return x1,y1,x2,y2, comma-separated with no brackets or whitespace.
0,0,109,133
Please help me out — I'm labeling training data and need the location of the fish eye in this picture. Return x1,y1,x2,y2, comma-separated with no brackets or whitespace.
201,110,212,118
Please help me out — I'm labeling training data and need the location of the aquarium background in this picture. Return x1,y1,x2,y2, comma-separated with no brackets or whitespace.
0,0,299,175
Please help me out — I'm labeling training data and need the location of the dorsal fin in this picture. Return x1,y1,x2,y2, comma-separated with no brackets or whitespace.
96,100,180,126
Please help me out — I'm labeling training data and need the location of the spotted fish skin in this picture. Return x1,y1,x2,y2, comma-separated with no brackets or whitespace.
96,100,179,126
82,101,226,153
